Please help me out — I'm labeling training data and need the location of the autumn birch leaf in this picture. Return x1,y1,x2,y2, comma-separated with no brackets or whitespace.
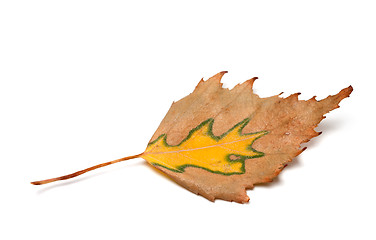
31,71,353,203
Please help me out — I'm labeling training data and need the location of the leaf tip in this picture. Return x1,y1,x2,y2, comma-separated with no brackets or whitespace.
337,85,353,99
338,85,354,99
309,95,317,101
346,85,353,95
286,92,301,100
202,71,228,87
248,76,258,89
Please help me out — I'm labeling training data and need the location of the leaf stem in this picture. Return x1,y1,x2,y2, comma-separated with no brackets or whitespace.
30,153,144,185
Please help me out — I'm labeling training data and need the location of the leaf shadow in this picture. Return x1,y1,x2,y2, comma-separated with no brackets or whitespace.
253,117,344,190
305,117,345,149
253,154,303,189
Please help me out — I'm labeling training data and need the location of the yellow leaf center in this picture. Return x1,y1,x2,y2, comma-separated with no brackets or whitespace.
143,118,268,175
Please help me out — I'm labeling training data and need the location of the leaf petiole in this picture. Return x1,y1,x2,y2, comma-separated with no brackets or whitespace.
30,153,144,185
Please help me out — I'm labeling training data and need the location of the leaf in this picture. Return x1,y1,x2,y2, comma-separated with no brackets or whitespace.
141,71,352,203
31,71,353,203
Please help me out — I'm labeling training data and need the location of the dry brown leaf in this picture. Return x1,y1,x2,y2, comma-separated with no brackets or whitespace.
143,71,352,203
32,72,352,203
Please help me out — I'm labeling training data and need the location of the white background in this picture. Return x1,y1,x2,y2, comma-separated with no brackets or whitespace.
1,1,375,239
